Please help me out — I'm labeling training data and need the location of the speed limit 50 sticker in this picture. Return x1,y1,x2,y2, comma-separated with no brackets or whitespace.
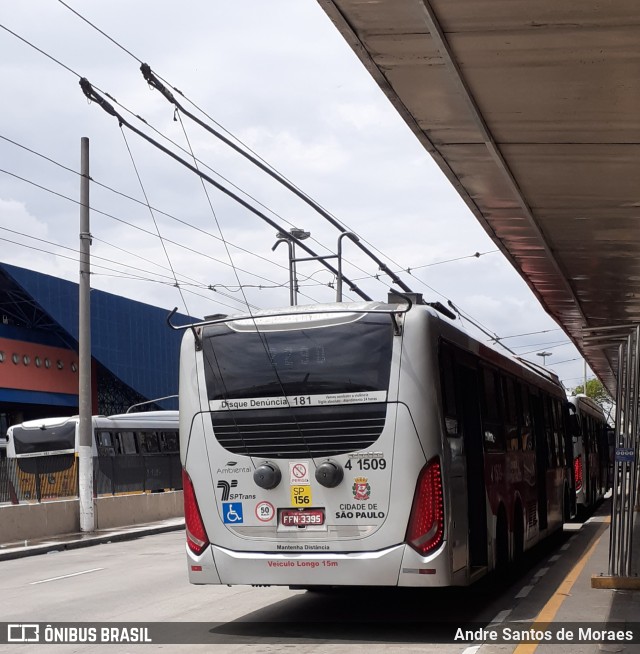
255,501,275,522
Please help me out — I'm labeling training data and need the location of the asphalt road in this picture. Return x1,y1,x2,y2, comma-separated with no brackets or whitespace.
0,521,609,654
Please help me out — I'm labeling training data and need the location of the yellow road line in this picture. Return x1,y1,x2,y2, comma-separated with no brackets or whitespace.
512,531,604,654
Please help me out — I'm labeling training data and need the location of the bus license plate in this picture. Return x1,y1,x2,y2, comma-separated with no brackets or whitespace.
280,509,325,527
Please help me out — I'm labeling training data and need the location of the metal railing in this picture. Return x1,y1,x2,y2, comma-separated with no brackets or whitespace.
0,454,182,503
583,324,639,578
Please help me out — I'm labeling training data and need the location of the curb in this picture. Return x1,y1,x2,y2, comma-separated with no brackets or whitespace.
591,574,640,590
0,522,184,562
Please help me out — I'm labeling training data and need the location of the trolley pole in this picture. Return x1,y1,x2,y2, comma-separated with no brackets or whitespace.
79,137,95,532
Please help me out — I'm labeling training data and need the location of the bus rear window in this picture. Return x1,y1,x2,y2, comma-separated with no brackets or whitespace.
202,314,393,401
12,422,76,455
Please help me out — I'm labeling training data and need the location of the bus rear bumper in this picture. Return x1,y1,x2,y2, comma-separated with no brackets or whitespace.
186,543,222,585
190,542,454,587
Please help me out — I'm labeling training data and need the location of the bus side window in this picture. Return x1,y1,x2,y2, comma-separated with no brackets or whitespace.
481,367,505,452
160,431,179,453
439,344,458,437
116,431,138,455
96,430,115,456
543,396,559,468
568,404,581,440
139,431,160,453
503,376,519,451
520,386,534,450
552,400,565,466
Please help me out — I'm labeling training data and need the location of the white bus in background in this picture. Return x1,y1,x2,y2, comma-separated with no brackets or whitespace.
568,394,609,513
178,296,574,589
5,411,179,499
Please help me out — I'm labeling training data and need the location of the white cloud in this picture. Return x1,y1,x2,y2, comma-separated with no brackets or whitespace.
0,0,588,387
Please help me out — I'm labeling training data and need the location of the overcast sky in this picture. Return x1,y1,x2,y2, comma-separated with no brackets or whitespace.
0,0,591,389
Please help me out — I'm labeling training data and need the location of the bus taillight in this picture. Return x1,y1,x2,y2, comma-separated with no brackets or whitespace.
574,456,583,492
182,468,210,555
406,457,444,556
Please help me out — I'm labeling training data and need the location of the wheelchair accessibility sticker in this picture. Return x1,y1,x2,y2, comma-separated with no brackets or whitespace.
222,502,244,524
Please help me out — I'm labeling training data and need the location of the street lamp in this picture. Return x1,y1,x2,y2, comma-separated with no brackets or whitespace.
537,351,552,366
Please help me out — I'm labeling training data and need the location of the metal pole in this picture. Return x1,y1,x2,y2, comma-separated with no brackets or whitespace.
623,327,640,574
618,335,634,574
336,232,359,302
78,137,94,532
291,241,298,306
272,239,295,306
609,341,624,575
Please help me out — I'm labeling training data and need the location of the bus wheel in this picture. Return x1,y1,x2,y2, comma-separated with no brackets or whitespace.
495,507,509,578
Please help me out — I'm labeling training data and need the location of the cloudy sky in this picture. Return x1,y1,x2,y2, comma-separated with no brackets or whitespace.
0,0,590,389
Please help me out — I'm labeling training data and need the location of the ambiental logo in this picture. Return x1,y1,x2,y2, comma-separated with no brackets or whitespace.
217,479,238,501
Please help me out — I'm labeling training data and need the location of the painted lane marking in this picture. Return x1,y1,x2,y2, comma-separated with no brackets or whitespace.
490,609,511,624
515,584,534,598
532,566,549,579
548,554,560,562
512,530,604,654
30,567,105,585
461,646,481,654
560,542,571,551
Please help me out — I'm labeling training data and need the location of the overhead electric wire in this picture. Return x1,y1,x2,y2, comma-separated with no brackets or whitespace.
4,17,512,327
79,78,372,301
0,32,333,293
490,327,563,341
119,125,190,314
0,234,259,312
447,300,517,356
0,226,258,311
2,18,455,307
0,133,310,280
52,1,414,291
0,166,309,293
56,0,142,64
513,340,573,356
92,235,285,295
0,23,80,77
140,64,412,294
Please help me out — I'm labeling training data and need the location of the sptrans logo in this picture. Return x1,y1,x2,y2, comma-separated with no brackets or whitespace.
217,479,238,501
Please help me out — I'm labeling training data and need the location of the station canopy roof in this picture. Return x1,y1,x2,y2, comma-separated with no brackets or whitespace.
318,0,640,395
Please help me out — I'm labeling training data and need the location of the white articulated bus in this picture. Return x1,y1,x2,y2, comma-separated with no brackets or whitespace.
179,297,573,588
568,395,609,513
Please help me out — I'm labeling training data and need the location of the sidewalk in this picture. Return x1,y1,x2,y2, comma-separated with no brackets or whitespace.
529,502,640,654
0,516,184,561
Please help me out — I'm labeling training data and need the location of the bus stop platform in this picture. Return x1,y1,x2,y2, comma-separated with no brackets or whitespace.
0,516,184,561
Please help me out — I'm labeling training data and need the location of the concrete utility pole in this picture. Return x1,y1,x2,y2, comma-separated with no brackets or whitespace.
78,137,95,532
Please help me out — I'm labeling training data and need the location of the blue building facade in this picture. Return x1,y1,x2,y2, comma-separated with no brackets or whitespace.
0,262,195,430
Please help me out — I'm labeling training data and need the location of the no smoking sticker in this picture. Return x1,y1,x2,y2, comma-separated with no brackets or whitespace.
289,461,310,485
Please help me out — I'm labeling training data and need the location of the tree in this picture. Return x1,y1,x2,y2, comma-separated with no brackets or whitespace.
572,378,613,419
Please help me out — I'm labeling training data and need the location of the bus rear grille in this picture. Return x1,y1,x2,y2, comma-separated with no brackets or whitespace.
210,403,387,458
